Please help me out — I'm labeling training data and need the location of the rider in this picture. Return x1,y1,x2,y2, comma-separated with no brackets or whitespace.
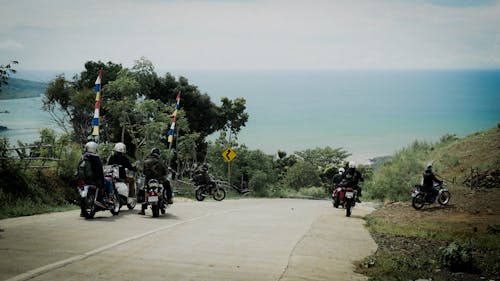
107,142,136,196
193,163,212,190
139,148,173,215
331,167,345,193
422,163,443,200
342,161,364,203
82,141,114,202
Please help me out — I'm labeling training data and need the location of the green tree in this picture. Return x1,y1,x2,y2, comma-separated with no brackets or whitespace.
295,146,350,171
283,161,321,190
0,60,18,92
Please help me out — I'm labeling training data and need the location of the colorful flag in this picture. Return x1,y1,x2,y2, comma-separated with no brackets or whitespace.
91,69,103,139
167,92,181,143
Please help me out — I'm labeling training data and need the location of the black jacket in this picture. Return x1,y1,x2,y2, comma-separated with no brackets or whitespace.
83,153,105,188
108,152,135,179
423,170,442,189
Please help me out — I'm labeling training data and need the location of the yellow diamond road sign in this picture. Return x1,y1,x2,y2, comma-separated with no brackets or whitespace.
222,148,236,163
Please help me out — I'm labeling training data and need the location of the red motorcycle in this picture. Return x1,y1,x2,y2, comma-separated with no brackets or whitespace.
332,184,357,217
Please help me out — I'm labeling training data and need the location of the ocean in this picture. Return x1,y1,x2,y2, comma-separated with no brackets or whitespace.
2,69,499,163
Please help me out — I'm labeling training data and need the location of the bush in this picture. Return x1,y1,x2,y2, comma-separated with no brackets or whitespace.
439,242,476,273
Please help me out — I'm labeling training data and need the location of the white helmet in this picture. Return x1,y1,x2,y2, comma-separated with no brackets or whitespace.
348,161,356,168
84,141,98,154
114,142,126,153
339,167,345,174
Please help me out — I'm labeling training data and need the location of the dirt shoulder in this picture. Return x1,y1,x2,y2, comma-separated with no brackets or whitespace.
358,185,500,281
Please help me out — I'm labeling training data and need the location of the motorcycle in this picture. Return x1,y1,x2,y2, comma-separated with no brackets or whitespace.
143,178,168,217
103,164,137,210
411,182,451,210
76,179,120,219
193,176,226,201
343,186,357,217
332,185,346,208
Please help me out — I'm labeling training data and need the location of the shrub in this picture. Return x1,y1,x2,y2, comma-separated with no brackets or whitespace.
439,242,476,273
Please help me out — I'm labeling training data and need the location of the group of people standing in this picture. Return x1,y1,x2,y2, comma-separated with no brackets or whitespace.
80,141,174,215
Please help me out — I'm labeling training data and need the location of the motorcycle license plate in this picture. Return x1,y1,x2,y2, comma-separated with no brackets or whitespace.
345,191,354,199
148,196,158,203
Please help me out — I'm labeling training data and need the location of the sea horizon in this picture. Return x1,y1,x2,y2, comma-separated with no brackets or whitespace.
4,68,500,164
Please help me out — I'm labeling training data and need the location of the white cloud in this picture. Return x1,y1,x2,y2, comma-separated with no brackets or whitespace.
0,0,499,70
0,39,24,50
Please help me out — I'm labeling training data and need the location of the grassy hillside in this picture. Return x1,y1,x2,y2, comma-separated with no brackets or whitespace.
359,126,500,281
0,78,47,99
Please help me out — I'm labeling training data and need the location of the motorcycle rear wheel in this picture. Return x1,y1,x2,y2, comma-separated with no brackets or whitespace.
81,193,96,219
151,205,159,217
333,198,340,208
412,193,426,210
127,200,136,210
437,191,451,205
110,193,120,215
213,187,226,201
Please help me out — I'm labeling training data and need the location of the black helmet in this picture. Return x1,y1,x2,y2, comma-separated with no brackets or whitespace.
151,148,161,157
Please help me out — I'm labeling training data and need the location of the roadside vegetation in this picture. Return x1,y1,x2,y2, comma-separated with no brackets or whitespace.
358,126,500,281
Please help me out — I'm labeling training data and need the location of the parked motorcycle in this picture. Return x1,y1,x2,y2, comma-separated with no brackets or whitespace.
193,176,226,201
411,182,451,210
143,178,168,217
76,179,120,219
103,164,137,210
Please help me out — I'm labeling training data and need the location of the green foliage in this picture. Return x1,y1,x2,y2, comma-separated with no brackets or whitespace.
295,146,350,171
0,60,18,92
282,161,321,190
439,242,476,273
365,140,434,201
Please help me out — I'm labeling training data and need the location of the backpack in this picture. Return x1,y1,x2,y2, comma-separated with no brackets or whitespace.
77,156,94,181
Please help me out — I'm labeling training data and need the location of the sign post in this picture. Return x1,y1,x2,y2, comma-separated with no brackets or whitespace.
222,148,237,187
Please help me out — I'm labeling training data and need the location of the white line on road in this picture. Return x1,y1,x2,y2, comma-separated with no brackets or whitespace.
5,206,255,281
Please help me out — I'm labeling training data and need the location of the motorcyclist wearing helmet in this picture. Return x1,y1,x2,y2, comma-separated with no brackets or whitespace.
82,141,114,202
422,163,443,200
139,148,173,215
342,161,364,202
331,167,345,193
107,142,137,195
193,163,214,192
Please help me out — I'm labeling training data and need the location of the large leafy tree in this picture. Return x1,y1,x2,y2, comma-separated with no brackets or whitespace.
295,146,351,171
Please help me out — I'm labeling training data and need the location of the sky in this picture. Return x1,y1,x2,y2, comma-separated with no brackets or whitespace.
1,0,499,72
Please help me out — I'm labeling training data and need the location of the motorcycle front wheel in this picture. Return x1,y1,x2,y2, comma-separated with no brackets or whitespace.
81,193,96,219
437,191,451,205
412,193,426,210
213,187,226,201
195,188,205,201
345,200,352,217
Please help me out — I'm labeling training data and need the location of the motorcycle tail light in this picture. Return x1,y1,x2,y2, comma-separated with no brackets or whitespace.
77,180,85,187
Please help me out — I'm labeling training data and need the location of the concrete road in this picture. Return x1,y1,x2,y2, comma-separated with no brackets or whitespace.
0,199,377,281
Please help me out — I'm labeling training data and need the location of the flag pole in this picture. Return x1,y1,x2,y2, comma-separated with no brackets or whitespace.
91,68,103,143
167,92,181,167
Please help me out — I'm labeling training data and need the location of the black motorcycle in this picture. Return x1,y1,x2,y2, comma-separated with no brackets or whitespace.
143,179,168,217
411,182,451,210
192,175,226,201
